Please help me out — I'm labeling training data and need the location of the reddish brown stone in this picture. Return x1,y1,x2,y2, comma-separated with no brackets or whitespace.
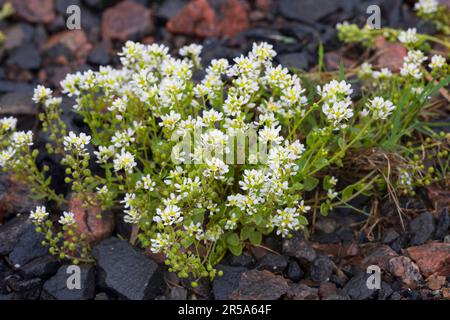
407,242,450,277
101,0,154,41
167,0,219,38
42,30,92,64
375,36,407,71
363,245,399,271
11,0,55,24
219,0,250,37
0,174,39,224
426,274,446,291
388,256,423,288
254,0,273,12
427,185,450,208
443,287,450,300
167,0,250,38
310,242,359,258
68,194,114,245
324,51,355,71
286,283,319,300
229,270,289,300
319,282,337,299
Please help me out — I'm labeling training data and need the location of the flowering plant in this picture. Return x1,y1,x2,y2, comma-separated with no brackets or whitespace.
0,21,449,283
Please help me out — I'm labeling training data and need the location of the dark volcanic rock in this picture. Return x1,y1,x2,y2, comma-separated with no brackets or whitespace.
282,233,317,262
156,0,186,20
19,255,60,280
277,53,309,70
92,237,165,300
229,270,289,300
0,214,32,256
388,256,423,288
286,283,319,300
310,255,334,283
226,252,254,268
286,260,304,282
256,254,288,274
42,265,95,300
434,208,449,241
6,276,43,300
377,282,393,300
343,272,378,300
409,212,435,246
278,0,339,23
212,265,247,300
0,92,36,117
87,44,111,66
8,223,47,268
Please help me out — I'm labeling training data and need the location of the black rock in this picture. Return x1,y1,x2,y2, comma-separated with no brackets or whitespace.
282,233,317,263
336,227,354,244
286,260,304,282
92,237,165,300
212,265,247,300
409,212,435,246
378,282,393,300
55,0,82,13
310,256,334,283
156,0,186,20
7,43,41,70
382,228,400,244
88,45,111,66
322,290,351,300
0,92,36,117
256,254,288,273
19,255,60,280
278,0,340,23
226,252,255,268
390,234,409,253
330,274,347,288
0,81,34,94
169,286,188,300
343,272,377,300
0,214,32,256
0,259,13,294
277,53,309,70
6,277,43,300
434,208,449,241
390,291,402,300
8,223,47,268
0,293,16,300
42,265,95,300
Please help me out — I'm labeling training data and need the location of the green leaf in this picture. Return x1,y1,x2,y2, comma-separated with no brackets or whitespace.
314,158,329,171
181,237,194,248
227,233,240,247
228,243,243,256
292,182,304,191
240,226,253,241
298,215,309,226
249,230,262,245
303,176,319,191
342,185,354,202
320,202,330,216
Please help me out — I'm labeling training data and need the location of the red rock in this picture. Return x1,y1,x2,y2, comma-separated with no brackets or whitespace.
426,274,446,290
101,0,154,41
375,36,407,71
42,30,92,65
407,242,450,277
427,185,450,208
311,242,359,258
167,0,250,38
0,174,39,224
286,283,319,300
388,256,423,288
363,245,399,271
68,194,114,245
443,287,450,299
229,270,289,300
219,0,250,37
324,51,355,71
254,0,273,12
167,0,219,38
11,0,55,24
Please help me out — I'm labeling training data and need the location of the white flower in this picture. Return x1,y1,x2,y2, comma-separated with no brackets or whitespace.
327,189,338,200
318,80,353,103
202,109,223,124
372,68,392,79
154,205,183,226
63,131,91,152
322,98,354,129
0,117,17,131
30,206,49,223
429,54,446,70
120,193,136,209
184,222,204,241
203,157,229,180
159,111,181,130
124,208,142,224
32,85,53,104
268,207,301,237
136,174,155,191
251,42,277,62
0,147,15,167
94,145,115,164
96,185,109,195
59,211,76,226
111,129,135,148
415,0,438,14
179,44,203,66
404,50,427,65
12,131,33,147
364,97,396,120
151,233,172,253
113,149,137,173
298,200,311,214
398,28,419,44
400,62,423,79
259,126,284,145
358,62,373,78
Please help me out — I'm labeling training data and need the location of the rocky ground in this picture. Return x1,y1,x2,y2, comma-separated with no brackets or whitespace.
0,0,449,300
